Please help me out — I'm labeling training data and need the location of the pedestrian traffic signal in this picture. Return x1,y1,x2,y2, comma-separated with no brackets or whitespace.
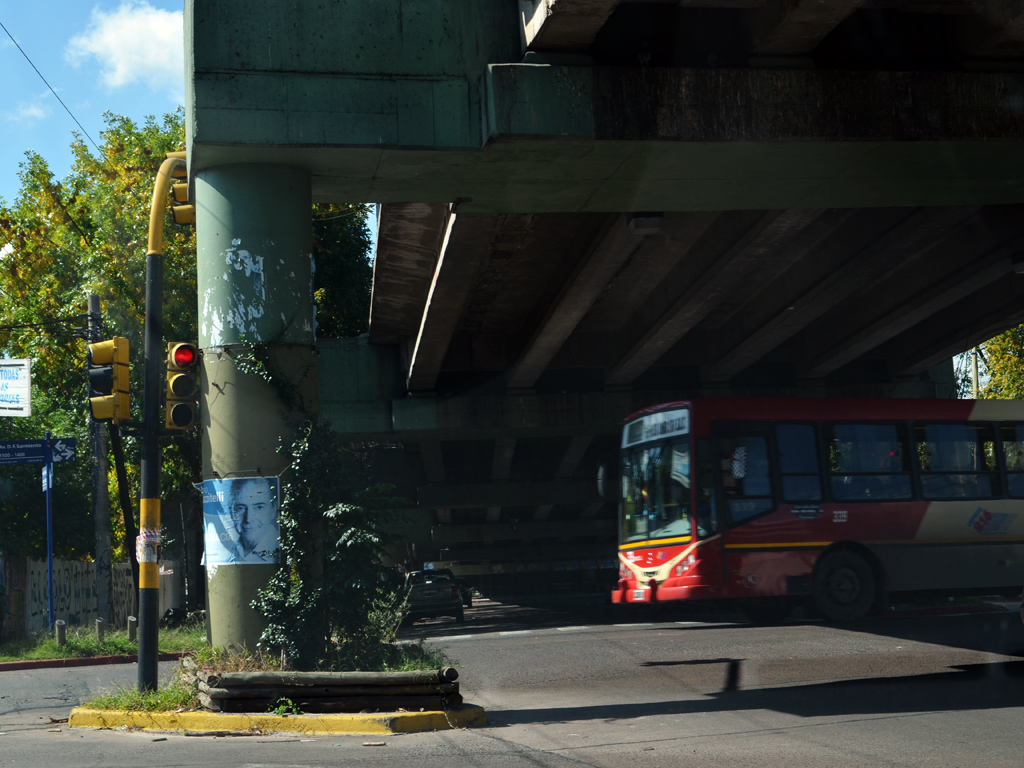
165,342,199,430
88,337,130,423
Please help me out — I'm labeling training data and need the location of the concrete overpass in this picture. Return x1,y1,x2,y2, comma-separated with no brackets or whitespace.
186,0,1024,599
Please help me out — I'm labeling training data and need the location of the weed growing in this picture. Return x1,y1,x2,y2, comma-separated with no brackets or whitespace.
0,624,207,663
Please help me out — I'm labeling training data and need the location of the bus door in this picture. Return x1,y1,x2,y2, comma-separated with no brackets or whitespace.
694,437,726,590
709,427,777,596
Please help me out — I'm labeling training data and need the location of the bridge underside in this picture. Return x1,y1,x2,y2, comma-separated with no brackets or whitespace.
187,0,1024,592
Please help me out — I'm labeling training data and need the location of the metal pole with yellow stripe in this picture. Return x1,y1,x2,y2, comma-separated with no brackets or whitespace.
137,151,191,691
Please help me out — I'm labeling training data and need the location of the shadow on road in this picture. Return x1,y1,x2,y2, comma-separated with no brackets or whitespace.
483,659,1024,726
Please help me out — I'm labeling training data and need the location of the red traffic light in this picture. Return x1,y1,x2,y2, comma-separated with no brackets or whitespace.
170,344,197,369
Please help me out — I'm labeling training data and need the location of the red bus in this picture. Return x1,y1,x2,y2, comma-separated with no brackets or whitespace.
610,398,1024,622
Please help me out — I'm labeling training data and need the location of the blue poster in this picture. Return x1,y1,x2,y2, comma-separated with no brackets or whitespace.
197,476,281,565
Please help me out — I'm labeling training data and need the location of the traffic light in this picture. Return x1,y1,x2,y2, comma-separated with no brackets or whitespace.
165,342,199,430
88,337,130,423
167,151,195,226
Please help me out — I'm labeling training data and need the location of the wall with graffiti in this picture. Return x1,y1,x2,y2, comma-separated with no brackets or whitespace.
0,555,180,638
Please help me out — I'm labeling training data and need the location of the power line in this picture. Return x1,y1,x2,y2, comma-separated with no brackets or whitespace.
0,17,159,224
0,314,92,333
0,18,102,155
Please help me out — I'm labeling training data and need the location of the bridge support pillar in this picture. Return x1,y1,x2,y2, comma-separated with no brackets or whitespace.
194,164,318,652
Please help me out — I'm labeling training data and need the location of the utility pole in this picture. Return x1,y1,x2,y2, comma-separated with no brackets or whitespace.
88,295,113,625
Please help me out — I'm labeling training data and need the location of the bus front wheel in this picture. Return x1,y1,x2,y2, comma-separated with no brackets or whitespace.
813,550,876,622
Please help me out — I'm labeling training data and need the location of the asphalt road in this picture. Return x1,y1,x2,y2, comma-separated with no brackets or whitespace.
1,597,1023,767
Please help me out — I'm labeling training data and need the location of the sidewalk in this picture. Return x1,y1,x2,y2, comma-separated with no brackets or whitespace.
0,652,186,672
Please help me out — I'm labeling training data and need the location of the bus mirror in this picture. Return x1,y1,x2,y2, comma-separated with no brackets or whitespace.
597,463,607,499
731,447,748,480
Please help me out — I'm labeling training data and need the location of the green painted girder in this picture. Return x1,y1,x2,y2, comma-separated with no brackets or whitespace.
188,54,1024,213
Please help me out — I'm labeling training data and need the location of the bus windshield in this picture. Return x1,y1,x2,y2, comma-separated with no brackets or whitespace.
620,439,691,544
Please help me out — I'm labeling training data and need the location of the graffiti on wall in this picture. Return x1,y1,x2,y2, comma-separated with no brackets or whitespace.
0,555,26,644
21,559,173,635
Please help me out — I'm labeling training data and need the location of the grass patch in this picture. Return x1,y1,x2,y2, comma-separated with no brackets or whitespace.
0,625,207,663
86,677,200,712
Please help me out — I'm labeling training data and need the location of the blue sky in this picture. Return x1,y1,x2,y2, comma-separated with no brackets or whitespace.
1,2,379,248
1,0,185,205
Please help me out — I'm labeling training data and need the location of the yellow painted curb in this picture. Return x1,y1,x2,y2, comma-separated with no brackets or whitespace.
69,705,486,735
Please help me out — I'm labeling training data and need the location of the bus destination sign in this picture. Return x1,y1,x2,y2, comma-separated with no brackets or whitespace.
622,408,689,448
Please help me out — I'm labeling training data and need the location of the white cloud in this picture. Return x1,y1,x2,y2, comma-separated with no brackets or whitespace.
66,1,184,99
8,93,53,124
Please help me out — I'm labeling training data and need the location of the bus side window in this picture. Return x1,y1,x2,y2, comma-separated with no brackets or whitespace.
777,424,822,501
1000,424,1024,498
915,423,997,499
718,435,773,523
696,438,718,536
828,423,912,501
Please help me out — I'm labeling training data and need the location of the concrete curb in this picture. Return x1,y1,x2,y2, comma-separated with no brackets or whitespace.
0,652,186,673
68,704,487,735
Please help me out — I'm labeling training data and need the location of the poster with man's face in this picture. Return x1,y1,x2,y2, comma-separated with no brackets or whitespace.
198,476,281,565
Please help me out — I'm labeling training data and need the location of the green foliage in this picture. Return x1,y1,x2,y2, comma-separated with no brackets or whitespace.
312,204,373,338
0,391,92,557
253,420,407,671
0,110,198,559
981,327,1024,400
269,697,302,715
86,677,199,712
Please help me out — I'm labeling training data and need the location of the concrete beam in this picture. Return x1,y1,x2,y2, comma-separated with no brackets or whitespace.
385,390,669,441
520,0,621,52
437,542,611,564
369,204,450,345
968,0,1024,59
192,66,1024,214
419,440,445,483
431,518,614,545
750,0,865,56
492,437,517,480
608,208,825,386
535,434,594,519
406,213,498,391
703,208,858,331
507,214,643,389
577,212,721,336
891,285,1024,376
705,206,980,382
804,243,1018,378
487,436,517,521
418,479,600,509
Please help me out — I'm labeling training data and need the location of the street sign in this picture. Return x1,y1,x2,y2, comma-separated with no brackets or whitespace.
0,439,76,466
0,358,31,417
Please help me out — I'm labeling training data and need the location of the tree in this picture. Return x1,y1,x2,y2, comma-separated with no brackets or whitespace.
979,327,1024,400
0,113,375,589
312,204,373,339
0,110,197,560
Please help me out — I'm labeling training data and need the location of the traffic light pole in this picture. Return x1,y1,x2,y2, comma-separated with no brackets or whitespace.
138,156,180,691
138,249,162,691
87,295,113,627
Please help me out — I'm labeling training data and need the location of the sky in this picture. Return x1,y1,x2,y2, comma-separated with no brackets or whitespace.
1,0,186,205
1,1,379,248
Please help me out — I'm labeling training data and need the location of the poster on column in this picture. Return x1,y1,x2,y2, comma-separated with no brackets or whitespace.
197,477,281,565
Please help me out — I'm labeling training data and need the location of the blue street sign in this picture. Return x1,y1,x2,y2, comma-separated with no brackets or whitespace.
0,439,76,466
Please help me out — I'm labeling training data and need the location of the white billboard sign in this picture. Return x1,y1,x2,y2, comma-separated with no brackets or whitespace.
0,359,31,417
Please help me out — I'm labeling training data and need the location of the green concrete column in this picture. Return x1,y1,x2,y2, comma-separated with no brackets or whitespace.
195,164,318,651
